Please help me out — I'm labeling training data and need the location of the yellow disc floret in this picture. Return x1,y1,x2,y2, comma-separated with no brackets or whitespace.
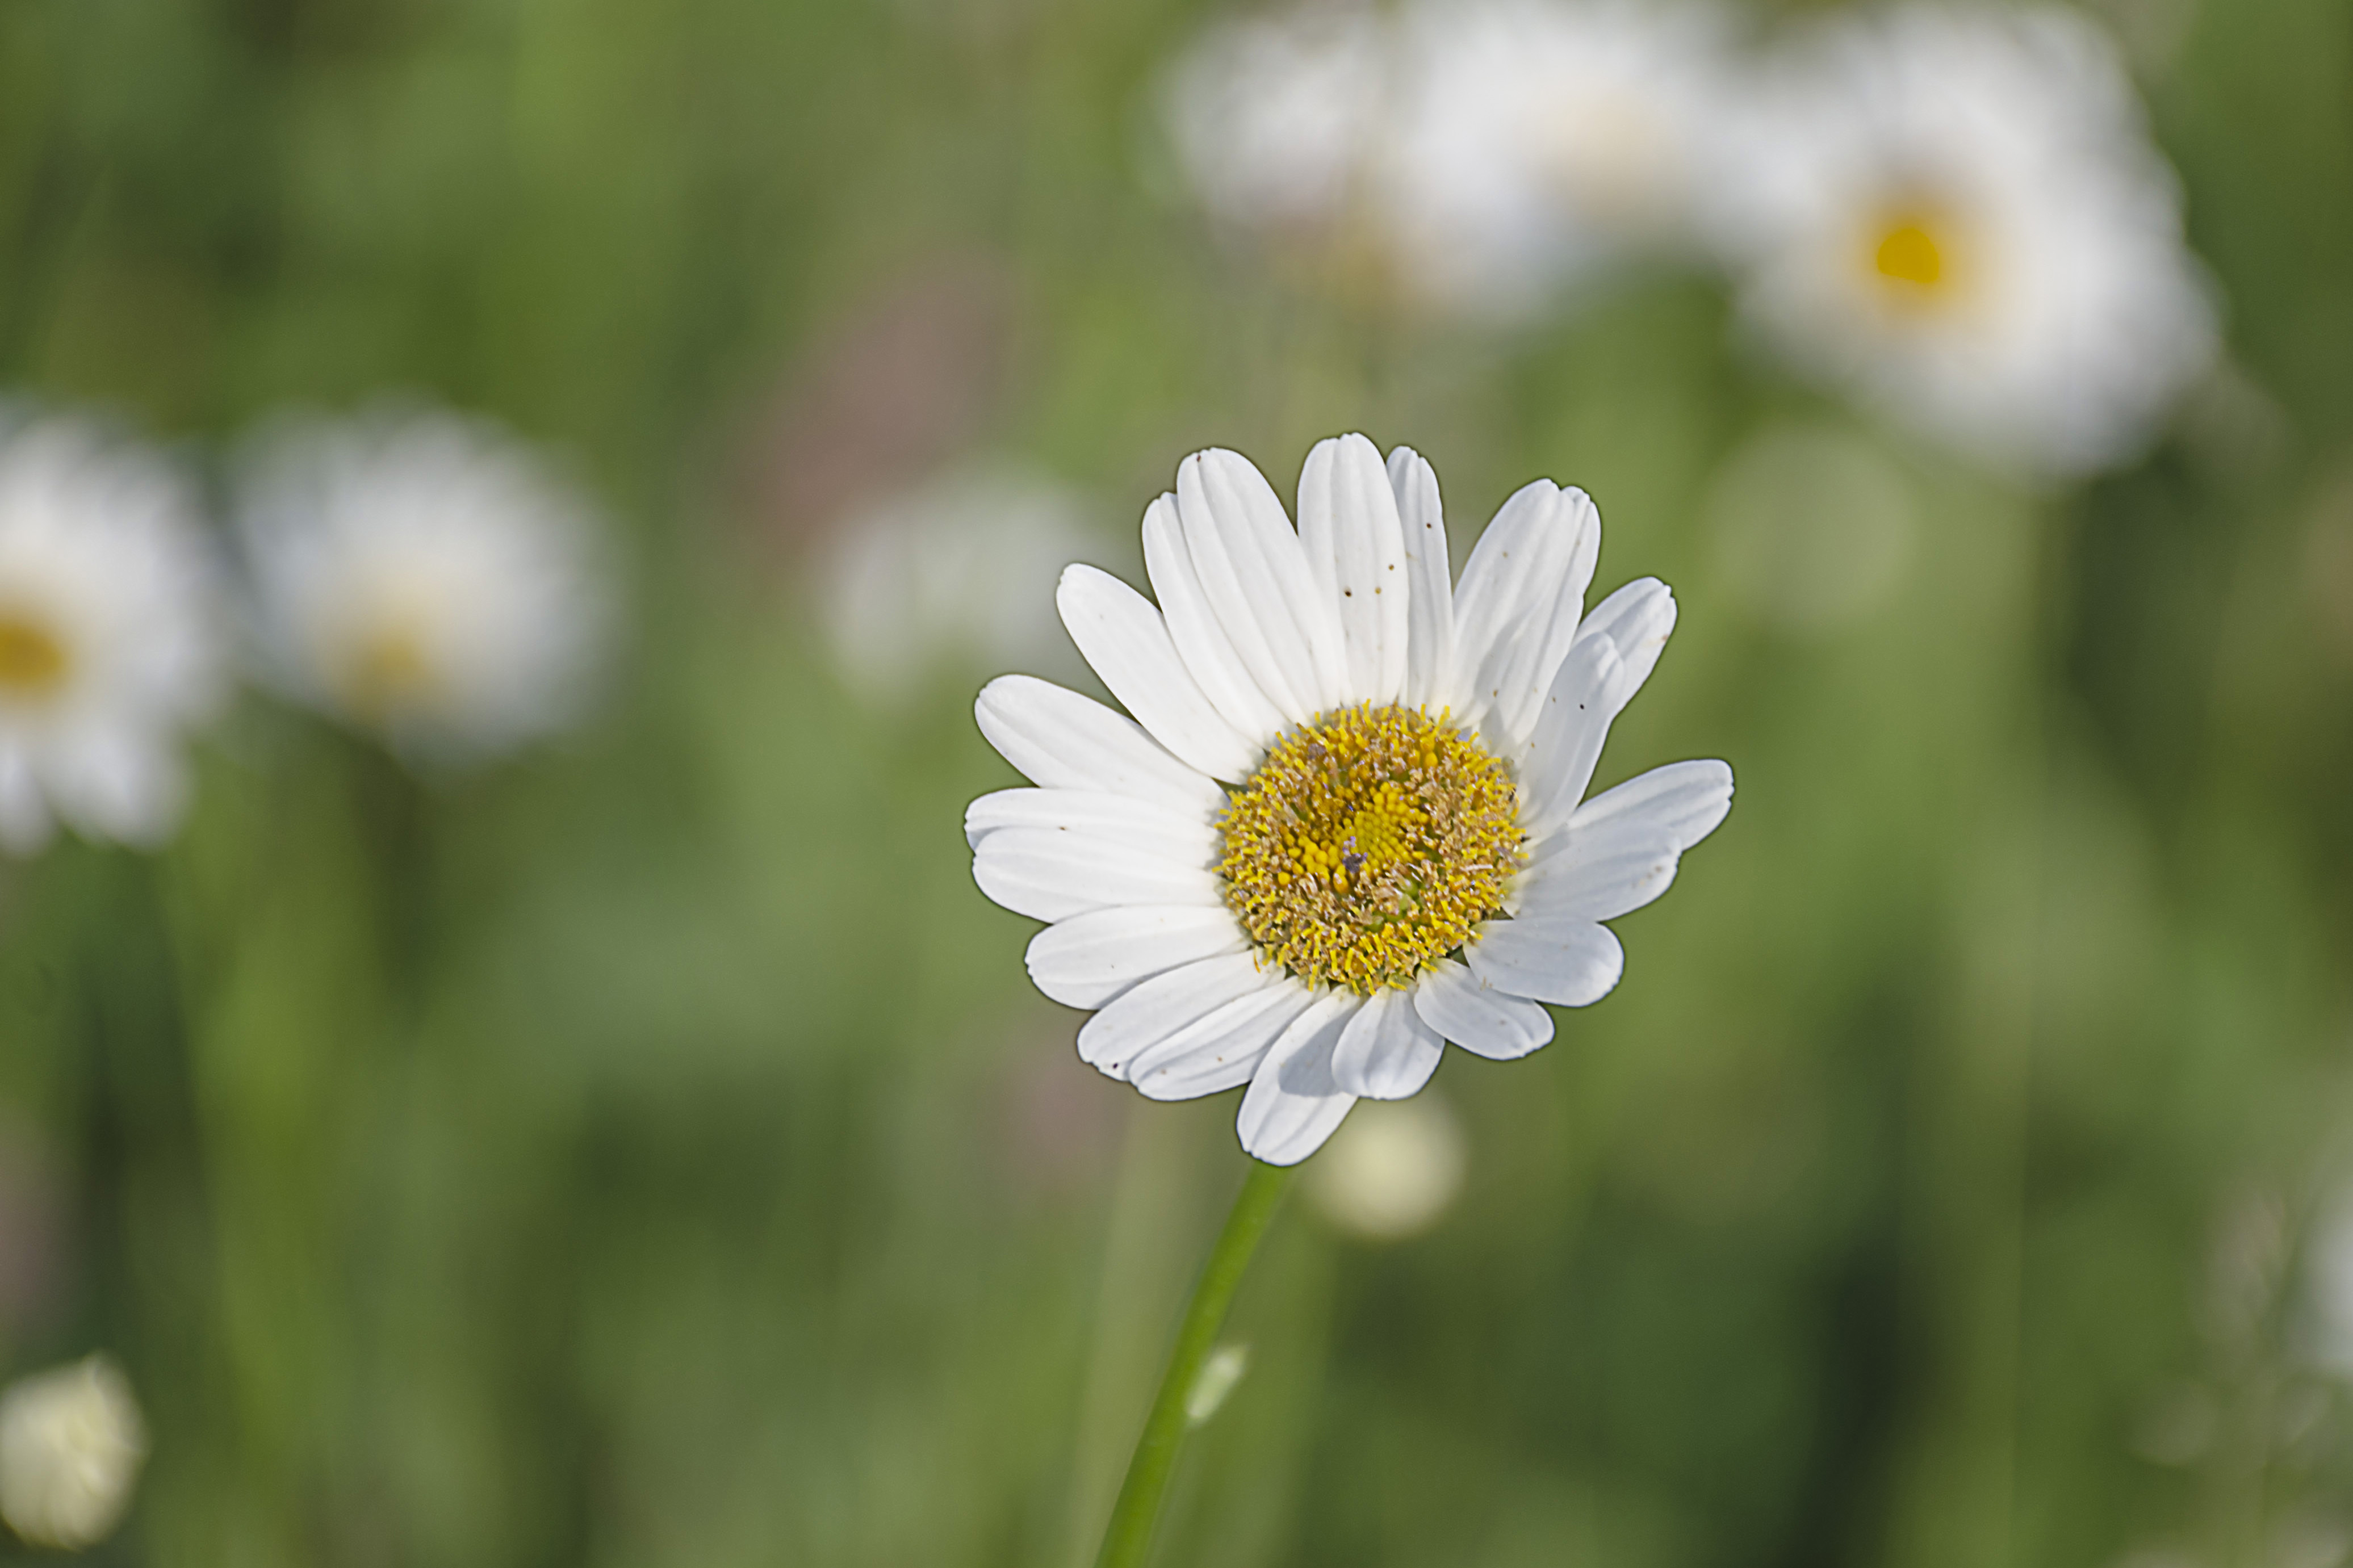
0,611,68,702
1218,703,1523,994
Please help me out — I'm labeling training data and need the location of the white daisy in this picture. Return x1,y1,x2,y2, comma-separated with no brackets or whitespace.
0,1355,146,1550
1723,5,2217,476
965,435,1731,1165
236,408,614,761
819,464,1100,708
0,416,224,857
1381,0,1739,316
1160,5,1391,245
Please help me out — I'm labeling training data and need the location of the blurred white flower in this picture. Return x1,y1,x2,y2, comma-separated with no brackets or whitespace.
1724,5,2217,477
236,408,615,761
1161,5,1392,244
820,464,1099,706
0,1355,146,1550
1383,0,1739,316
0,416,224,856
1304,1093,1467,1241
966,435,1731,1164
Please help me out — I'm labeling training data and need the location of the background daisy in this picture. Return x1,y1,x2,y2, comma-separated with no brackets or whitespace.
1722,4,2218,475
1159,5,1392,250
235,407,616,762
1381,0,1739,316
0,416,223,856
817,463,1101,709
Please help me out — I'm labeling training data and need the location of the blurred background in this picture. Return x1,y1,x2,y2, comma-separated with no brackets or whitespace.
1,0,2351,1563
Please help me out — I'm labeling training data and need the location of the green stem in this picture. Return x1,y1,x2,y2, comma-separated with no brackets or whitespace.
1094,1158,1295,1568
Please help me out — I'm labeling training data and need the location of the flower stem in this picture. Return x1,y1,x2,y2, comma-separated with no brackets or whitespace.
1094,1157,1295,1568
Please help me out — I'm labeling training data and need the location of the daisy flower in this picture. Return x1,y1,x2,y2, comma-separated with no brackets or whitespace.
1160,5,1392,247
965,435,1731,1164
818,463,1100,708
1381,0,1739,316
236,408,615,761
0,416,224,856
1723,5,2217,477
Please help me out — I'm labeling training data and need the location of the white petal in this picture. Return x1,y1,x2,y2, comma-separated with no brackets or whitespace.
1176,449,1346,722
1565,757,1735,845
1387,445,1455,712
1519,585,1680,838
1519,760,1734,922
0,747,55,857
1297,434,1408,706
1077,951,1274,1075
964,787,1220,865
1142,494,1289,741
975,674,1225,815
1236,990,1362,1165
1412,958,1555,1061
1571,577,1677,706
973,828,1223,923
1447,481,1599,744
46,728,186,848
1024,905,1248,1010
1467,916,1625,1008
1518,635,1625,837
1056,565,1261,782
1330,986,1445,1099
1128,976,1318,1101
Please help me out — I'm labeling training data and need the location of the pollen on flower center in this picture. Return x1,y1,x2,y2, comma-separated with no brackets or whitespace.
0,612,69,701
1872,216,1946,290
1218,703,1524,995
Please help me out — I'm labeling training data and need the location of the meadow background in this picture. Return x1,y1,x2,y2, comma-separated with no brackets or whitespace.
3,0,2353,1563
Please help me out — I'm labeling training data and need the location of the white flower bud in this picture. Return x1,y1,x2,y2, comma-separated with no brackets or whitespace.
1185,1343,1251,1428
0,1355,148,1550
1305,1095,1467,1242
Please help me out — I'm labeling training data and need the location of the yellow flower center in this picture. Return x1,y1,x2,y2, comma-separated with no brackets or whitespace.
0,611,69,702
1868,207,1966,305
338,616,441,722
1874,221,1942,287
1218,703,1523,995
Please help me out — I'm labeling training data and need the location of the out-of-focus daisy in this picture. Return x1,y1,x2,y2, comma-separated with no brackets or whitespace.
0,416,224,856
819,464,1099,707
1304,1092,1467,1240
236,408,614,761
1724,5,2217,477
966,435,1730,1164
1382,0,1738,316
1161,5,1391,249
0,1355,146,1550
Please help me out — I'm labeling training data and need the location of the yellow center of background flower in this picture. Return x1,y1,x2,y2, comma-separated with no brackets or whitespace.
1218,703,1523,994
340,618,441,722
0,613,69,701
1873,217,1946,291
